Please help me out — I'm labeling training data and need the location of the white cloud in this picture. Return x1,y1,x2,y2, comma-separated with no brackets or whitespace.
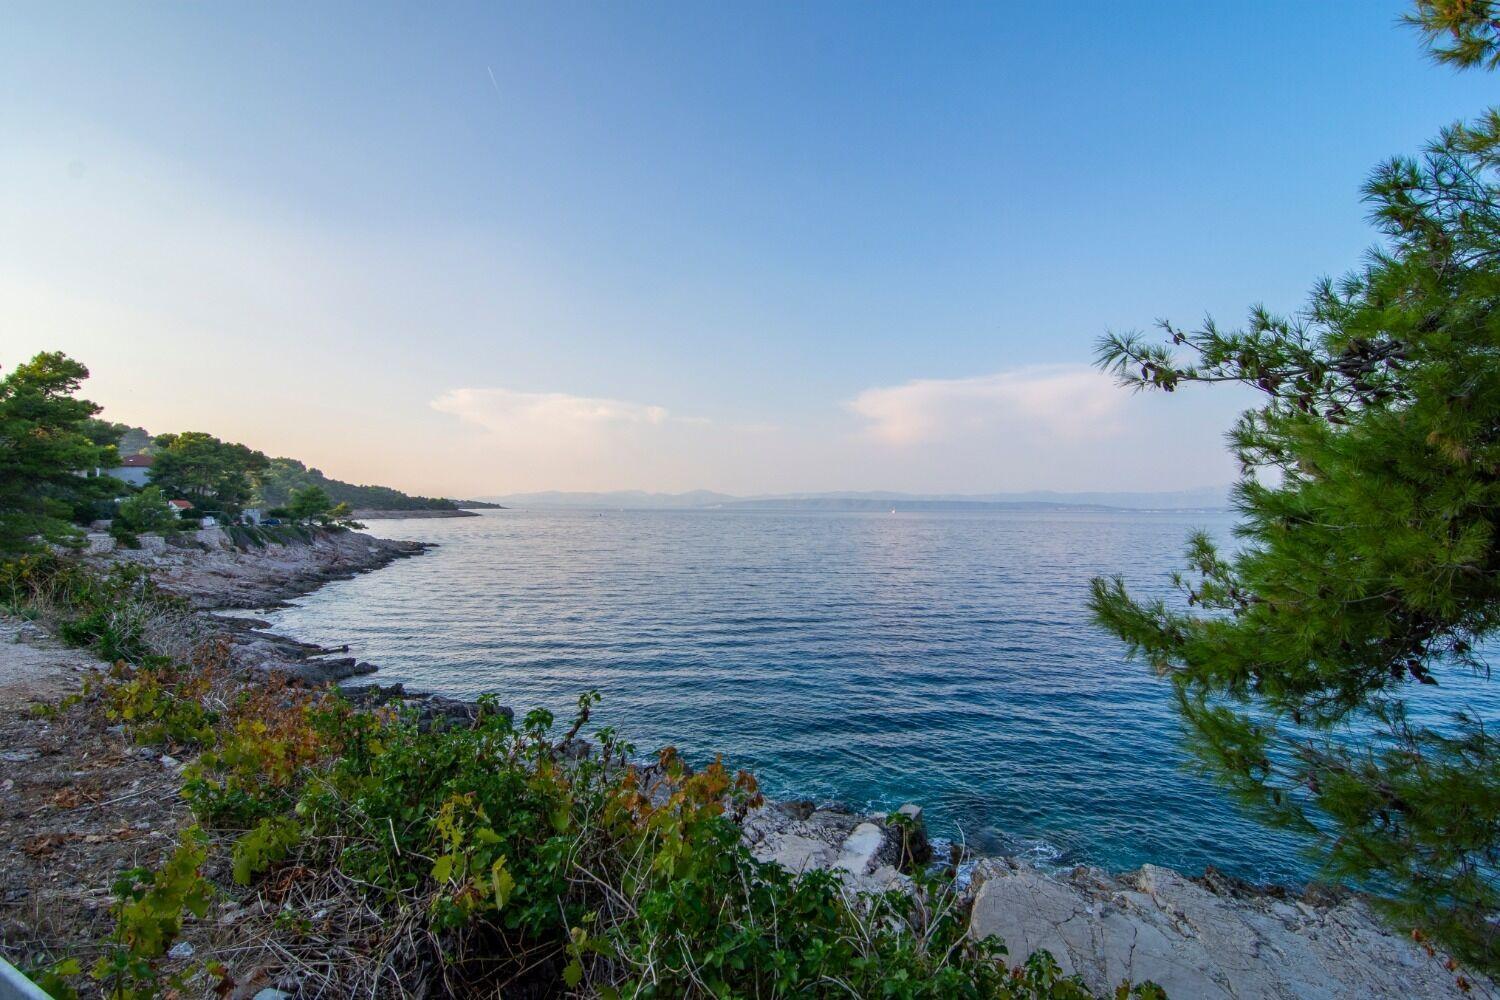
1,129,1242,497
429,387,709,489
847,366,1125,446
432,388,671,440
425,368,1243,495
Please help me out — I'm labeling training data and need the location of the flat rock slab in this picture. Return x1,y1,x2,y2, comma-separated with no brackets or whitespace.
834,822,886,875
967,858,1485,999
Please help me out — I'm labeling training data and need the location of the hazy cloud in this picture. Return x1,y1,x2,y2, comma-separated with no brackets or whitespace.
847,366,1125,446
432,388,671,439
428,387,719,489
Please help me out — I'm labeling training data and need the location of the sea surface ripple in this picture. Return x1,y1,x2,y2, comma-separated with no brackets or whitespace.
263,507,1497,883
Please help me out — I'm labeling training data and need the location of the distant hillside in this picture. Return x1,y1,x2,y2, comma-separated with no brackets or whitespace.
715,498,1114,513
487,490,739,509
105,424,465,512
485,486,1232,512
115,425,153,456
255,458,462,512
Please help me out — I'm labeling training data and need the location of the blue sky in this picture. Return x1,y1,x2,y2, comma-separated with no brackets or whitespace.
3,2,1493,495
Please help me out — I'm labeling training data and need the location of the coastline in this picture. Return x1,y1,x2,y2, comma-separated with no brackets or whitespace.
6,529,1485,998
92,525,429,611
350,508,480,520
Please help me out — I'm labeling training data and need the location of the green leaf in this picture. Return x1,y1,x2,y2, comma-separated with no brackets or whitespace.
490,855,515,909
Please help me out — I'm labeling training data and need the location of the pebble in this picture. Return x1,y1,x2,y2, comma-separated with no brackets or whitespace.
167,941,194,959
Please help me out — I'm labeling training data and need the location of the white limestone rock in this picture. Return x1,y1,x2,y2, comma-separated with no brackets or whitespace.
835,822,886,875
753,833,837,873
966,857,1482,999
194,526,231,549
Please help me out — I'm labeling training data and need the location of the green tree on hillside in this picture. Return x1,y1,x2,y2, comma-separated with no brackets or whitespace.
149,432,268,516
273,484,360,528
116,426,153,456
283,484,332,524
255,455,458,511
1090,0,1500,973
0,352,118,551
115,486,177,534
83,417,132,450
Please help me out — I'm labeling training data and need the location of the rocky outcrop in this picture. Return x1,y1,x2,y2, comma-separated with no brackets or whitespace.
739,799,931,895
76,528,428,686
95,527,428,609
965,857,1481,999
737,800,1487,997
202,614,380,685
341,681,515,729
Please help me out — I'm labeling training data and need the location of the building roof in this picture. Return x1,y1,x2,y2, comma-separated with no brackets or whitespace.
116,454,154,468
167,499,194,510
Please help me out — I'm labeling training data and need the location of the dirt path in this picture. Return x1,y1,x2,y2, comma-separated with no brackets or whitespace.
0,618,203,992
0,615,101,705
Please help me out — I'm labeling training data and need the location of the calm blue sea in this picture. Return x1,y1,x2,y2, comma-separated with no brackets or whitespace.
261,507,1496,885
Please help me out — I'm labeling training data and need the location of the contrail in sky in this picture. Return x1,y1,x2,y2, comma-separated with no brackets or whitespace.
487,65,502,101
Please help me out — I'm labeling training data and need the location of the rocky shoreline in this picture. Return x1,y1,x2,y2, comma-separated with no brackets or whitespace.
68,529,1494,998
94,527,501,732
92,525,429,610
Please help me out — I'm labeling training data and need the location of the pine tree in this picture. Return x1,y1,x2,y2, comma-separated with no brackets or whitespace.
148,431,268,516
0,352,117,551
1091,1,1500,972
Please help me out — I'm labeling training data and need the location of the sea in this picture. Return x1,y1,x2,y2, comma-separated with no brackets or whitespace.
260,506,1497,885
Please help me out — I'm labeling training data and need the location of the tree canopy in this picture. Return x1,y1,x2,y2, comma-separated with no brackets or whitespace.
271,484,357,528
255,456,458,512
114,485,178,535
148,432,269,516
1091,0,1500,973
0,352,119,551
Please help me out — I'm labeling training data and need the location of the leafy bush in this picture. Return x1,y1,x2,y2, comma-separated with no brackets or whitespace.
17,554,1160,997
184,679,356,826
114,486,176,534
91,830,215,1000
92,659,218,748
0,553,196,663
203,691,1161,997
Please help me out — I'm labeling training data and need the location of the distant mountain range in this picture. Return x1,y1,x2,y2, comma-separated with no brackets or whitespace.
482,486,1232,512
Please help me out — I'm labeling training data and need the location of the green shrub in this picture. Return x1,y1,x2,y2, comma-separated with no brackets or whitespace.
91,830,215,1000
92,660,218,748
115,486,176,534
1,554,191,663
273,696,1160,998
10,555,1162,997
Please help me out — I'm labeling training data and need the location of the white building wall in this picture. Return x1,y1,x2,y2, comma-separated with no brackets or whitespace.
108,467,152,487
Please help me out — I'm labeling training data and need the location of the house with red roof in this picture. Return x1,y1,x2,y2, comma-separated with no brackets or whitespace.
106,453,155,488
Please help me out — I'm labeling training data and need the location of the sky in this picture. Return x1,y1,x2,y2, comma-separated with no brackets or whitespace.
3,1,1494,497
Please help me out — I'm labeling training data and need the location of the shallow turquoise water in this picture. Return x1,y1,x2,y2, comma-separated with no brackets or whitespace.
263,508,1497,884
